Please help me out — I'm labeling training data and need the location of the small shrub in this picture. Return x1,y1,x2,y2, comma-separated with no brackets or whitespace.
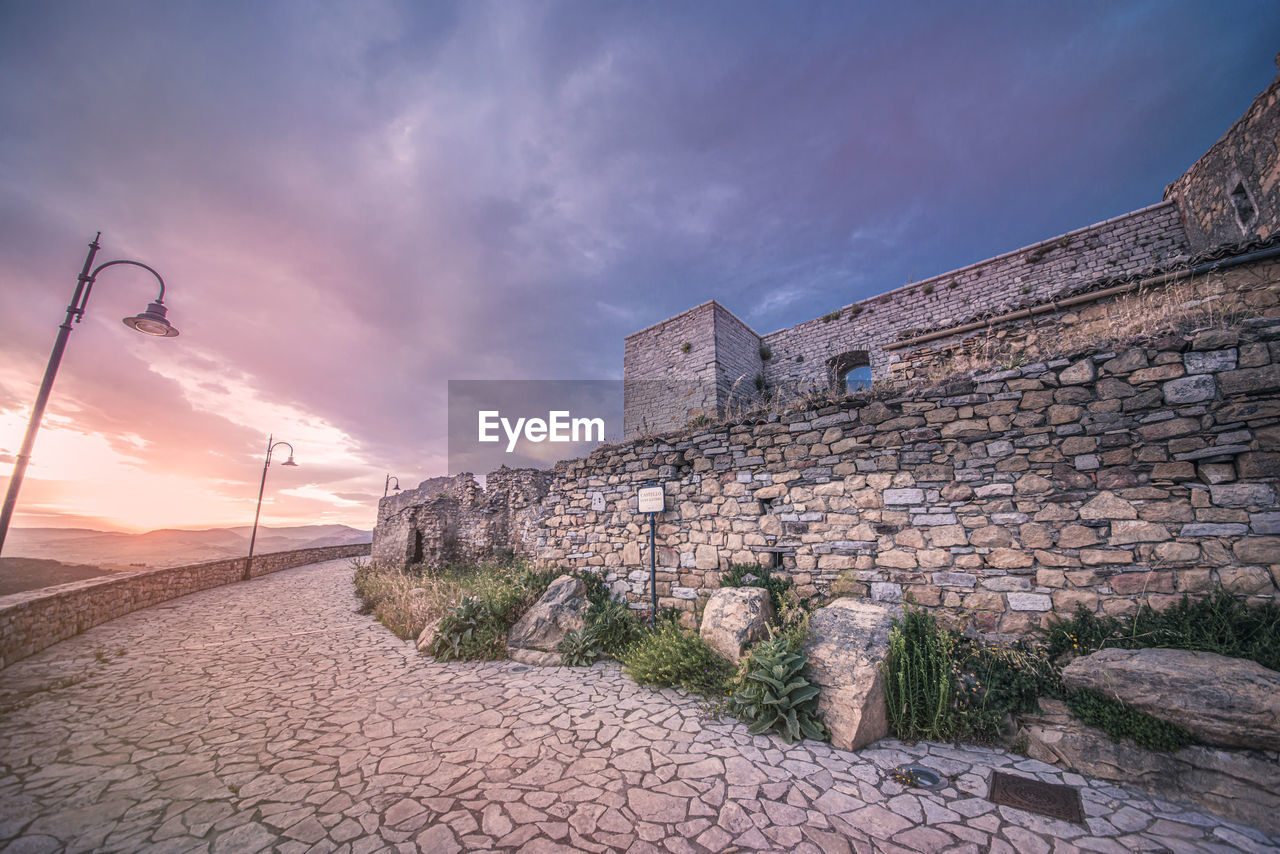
796,355,804,363
951,636,1059,743
680,341,692,353
559,627,602,667
720,563,793,615
753,373,767,393
821,310,841,323
687,413,711,429
759,344,772,361
849,305,864,319
883,607,955,742
729,636,827,743
1047,591,1280,672
1064,688,1193,752
586,597,643,658
621,620,733,695
430,596,506,661
948,280,959,290
922,284,934,295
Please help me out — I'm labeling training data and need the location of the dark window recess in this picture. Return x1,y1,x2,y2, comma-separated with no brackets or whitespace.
411,530,424,565
828,350,872,392
1230,181,1257,228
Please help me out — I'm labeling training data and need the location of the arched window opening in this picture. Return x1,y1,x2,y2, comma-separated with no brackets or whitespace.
827,350,872,394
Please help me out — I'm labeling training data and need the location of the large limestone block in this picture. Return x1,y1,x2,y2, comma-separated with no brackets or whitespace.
699,587,773,663
1019,700,1280,835
803,599,896,751
1061,647,1280,751
416,618,439,653
505,574,588,666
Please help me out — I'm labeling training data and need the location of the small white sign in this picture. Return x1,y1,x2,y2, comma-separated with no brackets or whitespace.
637,485,664,514
589,491,606,511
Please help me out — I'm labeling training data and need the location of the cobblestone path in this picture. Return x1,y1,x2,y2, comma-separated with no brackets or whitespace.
0,559,1275,853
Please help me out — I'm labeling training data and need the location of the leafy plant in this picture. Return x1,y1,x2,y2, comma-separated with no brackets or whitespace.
729,636,827,743
1063,688,1193,752
821,310,841,323
621,620,733,695
680,341,692,353
586,597,643,658
430,596,505,661
559,627,602,667
759,344,772,361
922,284,934,295
951,636,1059,743
720,563,794,615
883,607,955,742
687,414,712,429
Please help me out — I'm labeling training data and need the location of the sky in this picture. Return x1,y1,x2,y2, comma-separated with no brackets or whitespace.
0,1,1277,534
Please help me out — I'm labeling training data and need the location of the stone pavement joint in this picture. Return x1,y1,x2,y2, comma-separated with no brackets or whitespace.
0,559,1276,853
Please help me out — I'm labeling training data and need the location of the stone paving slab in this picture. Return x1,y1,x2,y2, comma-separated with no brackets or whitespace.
0,558,1276,853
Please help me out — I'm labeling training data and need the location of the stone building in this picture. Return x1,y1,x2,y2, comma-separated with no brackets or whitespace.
623,58,1280,438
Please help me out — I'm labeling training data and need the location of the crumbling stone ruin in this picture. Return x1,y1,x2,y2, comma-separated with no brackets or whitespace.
375,60,1280,636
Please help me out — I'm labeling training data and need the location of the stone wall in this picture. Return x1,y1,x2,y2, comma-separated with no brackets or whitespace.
0,542,370,670
712,303,765,413
1165,64,1280,252
372,469,553,568
533,317,1280,635
623,302,720,438
761,203,1190,390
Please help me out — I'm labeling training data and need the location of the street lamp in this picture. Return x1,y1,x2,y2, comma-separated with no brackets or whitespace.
0,233,178,556
245,435,297,580
384,474,400,497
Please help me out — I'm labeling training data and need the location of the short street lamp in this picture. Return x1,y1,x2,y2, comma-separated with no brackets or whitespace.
0,234,178,557
384,474,400,497
246,435,297,580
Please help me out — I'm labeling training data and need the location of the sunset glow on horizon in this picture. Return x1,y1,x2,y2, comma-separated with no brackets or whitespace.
2,1,1278,535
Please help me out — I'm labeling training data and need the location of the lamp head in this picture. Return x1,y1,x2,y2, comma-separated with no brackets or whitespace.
393,483,400,491
123,300,179,338
281,455,298,467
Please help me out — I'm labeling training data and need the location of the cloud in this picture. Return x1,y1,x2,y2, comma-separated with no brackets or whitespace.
1,0,1277,531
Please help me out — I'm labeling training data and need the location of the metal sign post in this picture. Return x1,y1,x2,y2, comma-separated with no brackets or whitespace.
636,483,664,626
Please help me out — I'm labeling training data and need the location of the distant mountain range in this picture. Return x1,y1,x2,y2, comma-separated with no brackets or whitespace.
2,524,372,569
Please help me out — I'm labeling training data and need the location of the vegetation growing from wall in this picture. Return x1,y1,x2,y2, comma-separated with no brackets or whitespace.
1047,590,1280,671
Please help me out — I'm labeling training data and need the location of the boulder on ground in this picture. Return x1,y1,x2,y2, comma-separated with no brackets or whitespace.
803,598,897,751
1018,699,1280,835
416,618,439,653
699,587,774,663
1061,647,1280,752
505,574,589,666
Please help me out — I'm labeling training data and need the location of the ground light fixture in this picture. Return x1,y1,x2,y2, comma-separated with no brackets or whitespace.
0,233,179,557
245,435,298,580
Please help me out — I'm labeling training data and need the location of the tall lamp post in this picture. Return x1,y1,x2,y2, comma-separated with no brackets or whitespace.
245,435,297,580
0,233,179,557
384,474,400,497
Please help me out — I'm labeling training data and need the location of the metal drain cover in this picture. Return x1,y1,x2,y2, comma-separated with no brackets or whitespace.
509,665,530,672
988,770,1085,824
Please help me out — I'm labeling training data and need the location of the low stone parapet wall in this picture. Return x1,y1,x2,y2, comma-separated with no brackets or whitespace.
0,542,370,669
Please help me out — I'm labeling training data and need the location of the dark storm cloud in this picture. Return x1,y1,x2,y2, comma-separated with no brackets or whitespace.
0,0,1277,527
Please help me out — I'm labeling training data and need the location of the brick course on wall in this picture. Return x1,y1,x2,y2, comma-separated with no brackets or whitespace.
531,318,1280,636
0,542,370,670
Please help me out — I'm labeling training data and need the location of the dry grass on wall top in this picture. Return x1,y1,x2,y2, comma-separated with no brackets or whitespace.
915,264,1276,387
